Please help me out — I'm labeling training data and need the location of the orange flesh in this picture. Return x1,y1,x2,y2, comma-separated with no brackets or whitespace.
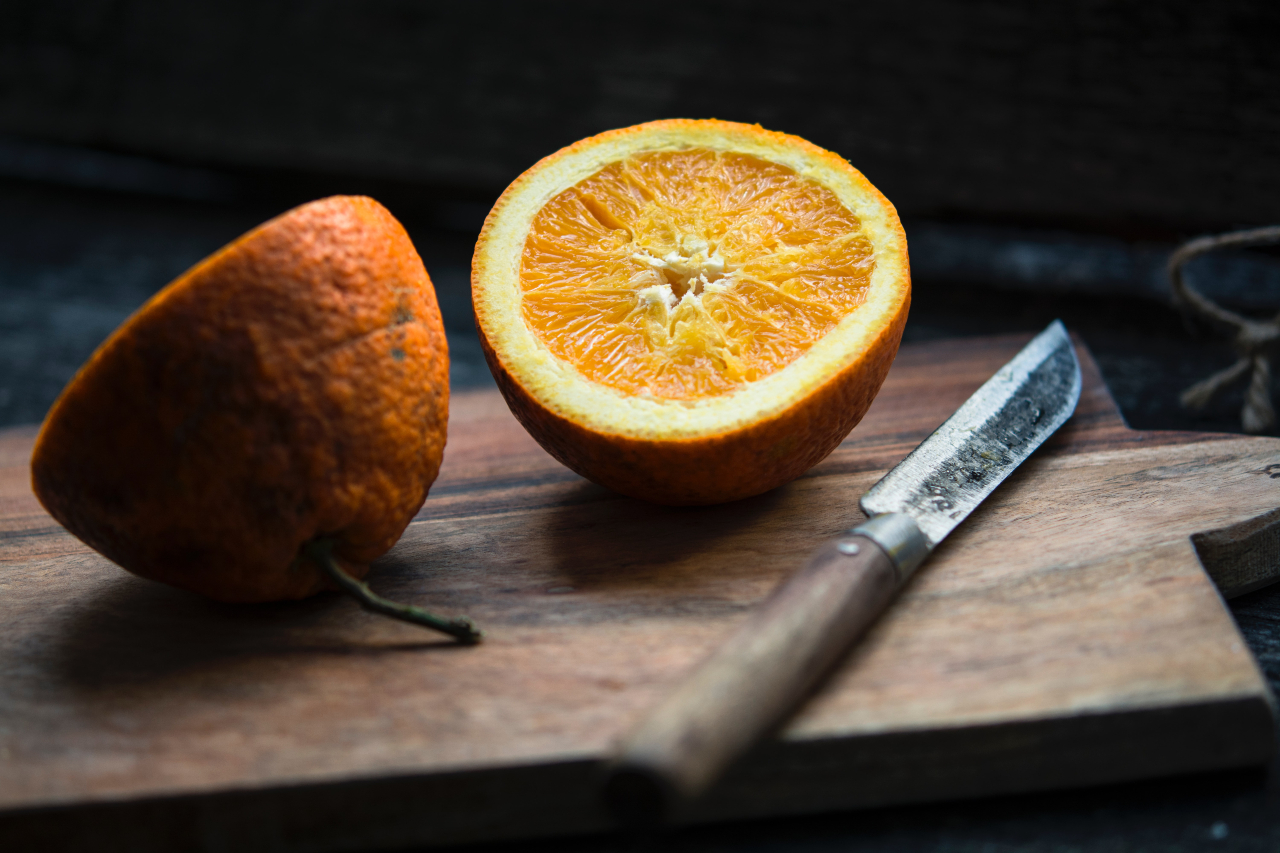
519,148,877,399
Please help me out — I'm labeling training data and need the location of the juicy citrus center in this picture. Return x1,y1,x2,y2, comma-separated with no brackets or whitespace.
519,148,877,400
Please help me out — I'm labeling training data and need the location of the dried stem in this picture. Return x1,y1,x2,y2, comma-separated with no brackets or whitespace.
304,539,482,644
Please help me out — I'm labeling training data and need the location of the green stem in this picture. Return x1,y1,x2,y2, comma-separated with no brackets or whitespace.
304,539,482,644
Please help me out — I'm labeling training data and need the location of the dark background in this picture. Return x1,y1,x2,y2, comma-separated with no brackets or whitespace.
3,1,1280,850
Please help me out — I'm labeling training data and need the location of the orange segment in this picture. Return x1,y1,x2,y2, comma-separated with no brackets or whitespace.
521,149,875,399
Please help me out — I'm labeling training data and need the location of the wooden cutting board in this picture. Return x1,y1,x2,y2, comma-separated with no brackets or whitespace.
1,334,1277,851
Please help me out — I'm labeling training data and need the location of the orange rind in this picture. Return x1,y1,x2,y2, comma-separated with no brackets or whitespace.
31,196,453,606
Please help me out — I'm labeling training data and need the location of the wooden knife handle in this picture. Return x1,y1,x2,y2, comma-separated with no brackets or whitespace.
603,531,905,827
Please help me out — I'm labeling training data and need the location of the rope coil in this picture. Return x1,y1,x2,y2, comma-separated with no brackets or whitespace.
1169,225,1280,433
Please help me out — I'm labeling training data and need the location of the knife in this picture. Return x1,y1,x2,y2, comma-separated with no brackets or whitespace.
603,320,1082,827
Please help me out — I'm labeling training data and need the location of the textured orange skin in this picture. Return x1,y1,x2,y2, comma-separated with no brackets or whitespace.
478,317,904,505
30,196,450,602
474,119,910,505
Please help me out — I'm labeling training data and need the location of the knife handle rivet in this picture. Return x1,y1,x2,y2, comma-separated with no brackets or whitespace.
836,540,861,556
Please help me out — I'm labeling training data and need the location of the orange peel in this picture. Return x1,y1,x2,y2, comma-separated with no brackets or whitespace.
31,197,455,610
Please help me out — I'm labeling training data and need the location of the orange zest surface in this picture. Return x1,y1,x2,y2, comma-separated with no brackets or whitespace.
31,197,452,602
522,149,875,399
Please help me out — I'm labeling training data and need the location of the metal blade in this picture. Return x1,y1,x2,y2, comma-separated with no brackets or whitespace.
860,320,1081,548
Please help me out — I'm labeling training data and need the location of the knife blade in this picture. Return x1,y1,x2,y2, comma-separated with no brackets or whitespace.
604,320,1082,827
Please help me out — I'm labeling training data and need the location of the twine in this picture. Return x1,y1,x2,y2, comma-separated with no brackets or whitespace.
1169,225,1280,433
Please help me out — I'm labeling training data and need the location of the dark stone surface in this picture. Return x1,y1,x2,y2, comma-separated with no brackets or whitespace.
2,168,1271,438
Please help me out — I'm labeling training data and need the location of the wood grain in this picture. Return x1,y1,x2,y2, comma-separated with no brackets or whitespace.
0,335,1276,851
607,534,900,825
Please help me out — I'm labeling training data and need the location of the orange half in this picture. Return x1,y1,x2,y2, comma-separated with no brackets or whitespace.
473,120,910,504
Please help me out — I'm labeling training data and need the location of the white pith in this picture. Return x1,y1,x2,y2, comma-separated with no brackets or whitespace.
473,122,910,441
629,235,731,331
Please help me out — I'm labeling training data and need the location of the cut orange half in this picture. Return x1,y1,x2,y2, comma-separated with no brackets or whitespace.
472,119,910,505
